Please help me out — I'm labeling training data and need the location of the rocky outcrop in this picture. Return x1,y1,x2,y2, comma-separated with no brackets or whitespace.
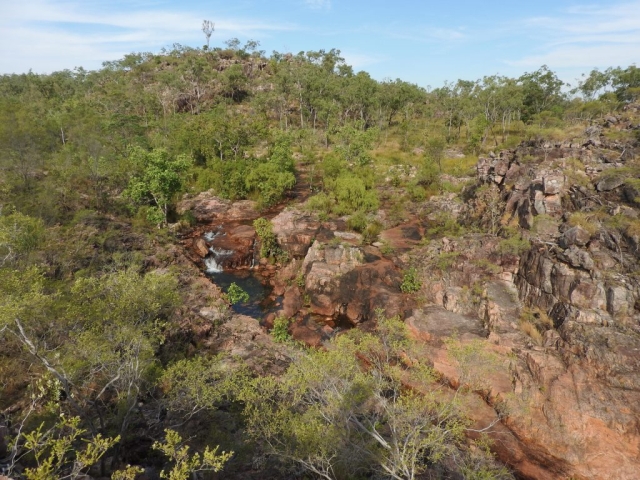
270,207,321,257
412,134,640,478
178,191,260,223
299,241,404,325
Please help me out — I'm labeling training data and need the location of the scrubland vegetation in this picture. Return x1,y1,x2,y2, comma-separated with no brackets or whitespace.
1,36,640,479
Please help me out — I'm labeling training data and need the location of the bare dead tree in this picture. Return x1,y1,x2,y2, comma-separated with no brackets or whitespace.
202,20,215,49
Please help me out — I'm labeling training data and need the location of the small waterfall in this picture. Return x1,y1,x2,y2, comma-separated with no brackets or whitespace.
204,228,225,242
204,247,234,274
250,239,257,269
205,256,223,273
210,247,233,256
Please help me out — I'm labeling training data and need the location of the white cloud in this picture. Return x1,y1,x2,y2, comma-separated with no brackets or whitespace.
0,0,298,73
508,1,640,70
341,52,386,70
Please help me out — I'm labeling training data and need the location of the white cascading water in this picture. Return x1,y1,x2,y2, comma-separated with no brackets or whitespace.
209,247,233,256
204,256,223,273
203,229,233,273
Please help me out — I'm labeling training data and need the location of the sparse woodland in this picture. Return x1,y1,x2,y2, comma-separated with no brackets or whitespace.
1,38,640,479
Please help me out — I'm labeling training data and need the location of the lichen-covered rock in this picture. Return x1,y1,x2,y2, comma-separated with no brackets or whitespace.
559,226,591,248
596,175,625,191
271,207,321,257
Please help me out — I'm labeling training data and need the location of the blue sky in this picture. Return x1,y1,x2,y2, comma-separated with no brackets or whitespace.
1,0,639,88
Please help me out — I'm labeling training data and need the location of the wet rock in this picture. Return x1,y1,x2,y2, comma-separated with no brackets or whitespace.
207,224,256,269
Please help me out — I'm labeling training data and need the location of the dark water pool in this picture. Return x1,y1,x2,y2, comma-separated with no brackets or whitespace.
206,269,274,318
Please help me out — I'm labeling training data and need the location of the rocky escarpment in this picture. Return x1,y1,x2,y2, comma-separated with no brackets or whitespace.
407,123,640,479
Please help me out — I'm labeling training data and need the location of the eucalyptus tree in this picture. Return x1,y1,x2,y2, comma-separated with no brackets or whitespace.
518,65,566,121
125,147,192,225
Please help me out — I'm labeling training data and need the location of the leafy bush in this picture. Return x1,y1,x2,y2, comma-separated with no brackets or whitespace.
435,252,461,270
408,183,427,201
271,316,291,343
473,258,501,275
305,192,333,217
241,317,509,479
227,282,250,305
497,236,531,256
346,211,368,232
380,240,395,255
427,212,465,237
400,267,422,293
195,136,296,209
332,173,379,215
253,218,288,262
0,211,45,264
245,161,296,208
124,147,192,225
362,220,383,244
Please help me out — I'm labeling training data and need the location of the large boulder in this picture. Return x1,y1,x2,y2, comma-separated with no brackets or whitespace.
271,207,321,257
301,241,403,324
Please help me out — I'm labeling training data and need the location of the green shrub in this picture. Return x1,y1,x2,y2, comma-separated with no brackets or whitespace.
380,240,395,255
473,258,501,275
435,252,460,271
362,220,383,244
227,282,250,305
400,267,422,293
253,218,287,261
497,236,531,256
181,210,197,227
0,211,45,262
332,173,379,215
427,212,465,237
271,316,292,343
347,211,368,233
408,183,427,202
305,192,333,216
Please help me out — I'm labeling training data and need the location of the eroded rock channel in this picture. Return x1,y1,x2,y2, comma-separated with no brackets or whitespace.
178,191,409,345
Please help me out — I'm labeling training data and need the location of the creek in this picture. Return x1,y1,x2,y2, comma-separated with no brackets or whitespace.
205,269,276,318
